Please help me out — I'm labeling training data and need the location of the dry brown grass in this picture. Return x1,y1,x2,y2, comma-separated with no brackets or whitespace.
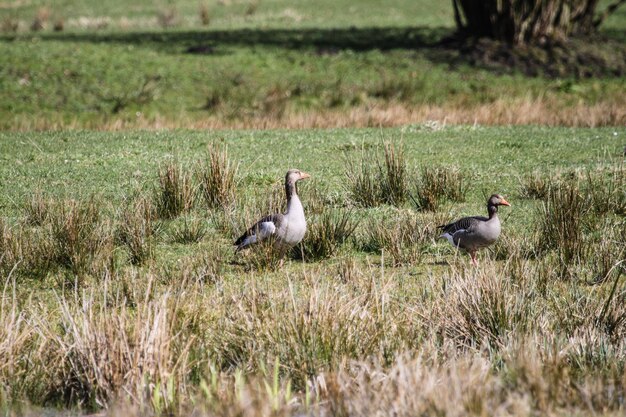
197,143,238,209
360,209,432,266
2,252,625,416
117,195,159,265
155,161,196,219
2,158,626,416
7,98,626,131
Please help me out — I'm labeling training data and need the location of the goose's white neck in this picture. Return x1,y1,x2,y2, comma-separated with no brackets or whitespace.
286,192,305,219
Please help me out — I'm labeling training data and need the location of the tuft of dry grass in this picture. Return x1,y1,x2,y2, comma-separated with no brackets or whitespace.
298,208,358,260
22,190,52,227
117,195,160,265
48,198,115,278
1,16,19,33
585,164,626,216
411,165,467,212
588,219,626,284
345,142,407,208
519,170,554,200
345,152,383,208
30,7,49,31
155,161,195,219
0,218,55,277
361,209,431,266
437,264,534,349
197,143,238,209
380,142,408,207
198,2,211,26
536,179,591,278
36,281,194,412
170,216,208,244
245,0,260,16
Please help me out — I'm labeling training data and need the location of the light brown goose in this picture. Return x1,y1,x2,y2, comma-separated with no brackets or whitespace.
438,194,511,266
235,169,310,254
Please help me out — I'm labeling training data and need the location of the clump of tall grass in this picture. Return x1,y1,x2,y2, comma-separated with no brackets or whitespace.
325,353,510,417
345,156,382,207
585,164,626,216
244,0,260,16
0,281,53,404
536,179,591,278
197,144,238,209
38,284,192,412
22,190,51,226
30,7,49,31
519,170,553,200
380,142,408,206
48,198,114,277
1,16,19,33
361,210,430,266
345,142,407,207
208,268,405,386
298,208,358,260
587,220,626,284
411,165,467,212
239,240,287,271
198,2,211,25
117,196,159,265
438,266,534,348
491,231,537,261
170,216,208,244
0,219,55,277
155,161,195,219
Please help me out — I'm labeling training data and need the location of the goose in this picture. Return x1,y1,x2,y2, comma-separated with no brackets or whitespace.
438,194,511,266
234,169,310,255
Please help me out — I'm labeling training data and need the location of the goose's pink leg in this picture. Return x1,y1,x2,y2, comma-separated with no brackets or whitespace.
470,252,479,266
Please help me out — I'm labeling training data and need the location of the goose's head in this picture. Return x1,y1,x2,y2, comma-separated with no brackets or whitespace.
488,194,511,207
286,169,311,184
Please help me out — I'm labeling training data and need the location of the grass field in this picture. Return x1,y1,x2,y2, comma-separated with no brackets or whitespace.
2,0,626,415
1,126,625,416
1,1,626,130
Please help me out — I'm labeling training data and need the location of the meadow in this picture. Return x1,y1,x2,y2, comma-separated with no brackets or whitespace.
0,126,625,416
1,0,626,130
1,0,626,415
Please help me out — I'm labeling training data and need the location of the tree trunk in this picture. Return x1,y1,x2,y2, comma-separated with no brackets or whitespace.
453,0,625,44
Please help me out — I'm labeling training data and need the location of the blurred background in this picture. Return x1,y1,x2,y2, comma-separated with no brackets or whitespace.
1,0,624,130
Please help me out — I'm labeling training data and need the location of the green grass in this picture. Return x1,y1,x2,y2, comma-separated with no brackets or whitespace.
1,126,622,215
1,1,625,129
0,126,623,270
1,0,624,31
1,0,626,413
0,0,453,30
1,126,625,416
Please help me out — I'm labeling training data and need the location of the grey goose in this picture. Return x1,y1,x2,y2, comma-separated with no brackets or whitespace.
438,194,511,265
235,169,310,255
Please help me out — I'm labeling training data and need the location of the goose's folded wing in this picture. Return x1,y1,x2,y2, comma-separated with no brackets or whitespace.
234,214,283,251
438,216,487,245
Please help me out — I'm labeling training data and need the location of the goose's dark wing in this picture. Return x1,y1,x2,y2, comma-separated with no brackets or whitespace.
234,213,284,252
438,216,487,235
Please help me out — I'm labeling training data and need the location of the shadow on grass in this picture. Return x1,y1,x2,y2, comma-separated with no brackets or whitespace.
10,26,451,53
2,25,625,77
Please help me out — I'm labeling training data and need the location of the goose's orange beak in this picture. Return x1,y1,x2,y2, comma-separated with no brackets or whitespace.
500,198,511,207
300,172,311,180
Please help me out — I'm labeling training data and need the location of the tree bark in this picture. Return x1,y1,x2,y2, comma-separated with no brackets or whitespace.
453,0,625,44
